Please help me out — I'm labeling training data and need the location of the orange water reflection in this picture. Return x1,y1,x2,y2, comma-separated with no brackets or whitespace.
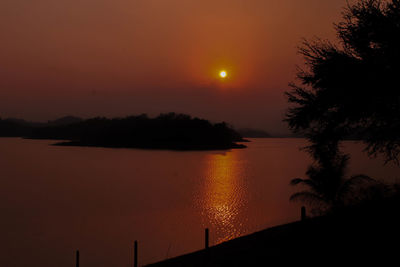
200,152,248,244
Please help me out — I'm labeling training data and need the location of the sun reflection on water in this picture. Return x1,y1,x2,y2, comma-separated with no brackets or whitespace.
200,152,248,244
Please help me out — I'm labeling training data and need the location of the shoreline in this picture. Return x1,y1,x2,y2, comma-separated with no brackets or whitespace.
53,140,247,151
145,201,400,266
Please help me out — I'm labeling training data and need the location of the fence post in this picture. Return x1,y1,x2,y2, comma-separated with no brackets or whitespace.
134,241,138,267
301,206,306,221
205,228,209,249
76,250,79,267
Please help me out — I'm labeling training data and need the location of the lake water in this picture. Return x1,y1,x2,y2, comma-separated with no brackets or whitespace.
1,138,399,266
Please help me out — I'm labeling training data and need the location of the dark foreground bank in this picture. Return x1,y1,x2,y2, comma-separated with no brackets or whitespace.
146,197,400,266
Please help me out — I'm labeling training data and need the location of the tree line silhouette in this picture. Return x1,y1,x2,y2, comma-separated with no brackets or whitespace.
0,113,246,150
286,0,400,213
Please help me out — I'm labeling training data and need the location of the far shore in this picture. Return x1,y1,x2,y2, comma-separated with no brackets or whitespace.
53,140,247,151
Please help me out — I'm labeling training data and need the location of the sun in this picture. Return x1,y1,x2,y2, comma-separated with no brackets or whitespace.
219,70,227,78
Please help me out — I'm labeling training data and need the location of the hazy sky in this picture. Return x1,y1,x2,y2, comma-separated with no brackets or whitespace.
0,0,349,133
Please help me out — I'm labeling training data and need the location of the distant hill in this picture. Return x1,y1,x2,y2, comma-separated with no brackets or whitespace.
237,128,271,138
0,113,246,150
47,116,83,126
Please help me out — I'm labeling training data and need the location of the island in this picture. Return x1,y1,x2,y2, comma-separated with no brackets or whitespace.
0,113,247,150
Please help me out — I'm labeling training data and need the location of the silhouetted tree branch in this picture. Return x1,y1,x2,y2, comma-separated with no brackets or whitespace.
286,0,400,164
286,0,400,213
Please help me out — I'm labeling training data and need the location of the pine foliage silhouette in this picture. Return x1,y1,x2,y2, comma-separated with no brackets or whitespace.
286,0,400,212
285,0,400,164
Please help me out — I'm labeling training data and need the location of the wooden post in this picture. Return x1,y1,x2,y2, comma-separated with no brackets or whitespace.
134,241,138,267
301,206,306,221
76,250,79,267
205,228,209,249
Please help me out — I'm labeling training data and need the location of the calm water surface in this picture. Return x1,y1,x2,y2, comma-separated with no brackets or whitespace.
1,138,399,266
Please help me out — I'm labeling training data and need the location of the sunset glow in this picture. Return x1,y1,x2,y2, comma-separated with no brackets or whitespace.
0,0,346,132
2,0,397,266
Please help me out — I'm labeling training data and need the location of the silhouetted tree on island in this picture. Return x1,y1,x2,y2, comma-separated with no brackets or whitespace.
286,0,400,212
0,113,245,150
27,113,246,150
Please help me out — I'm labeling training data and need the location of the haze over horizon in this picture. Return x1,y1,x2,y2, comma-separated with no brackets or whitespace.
0,0,350,134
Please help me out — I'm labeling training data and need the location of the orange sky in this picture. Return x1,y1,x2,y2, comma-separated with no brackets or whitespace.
0,0,350,133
